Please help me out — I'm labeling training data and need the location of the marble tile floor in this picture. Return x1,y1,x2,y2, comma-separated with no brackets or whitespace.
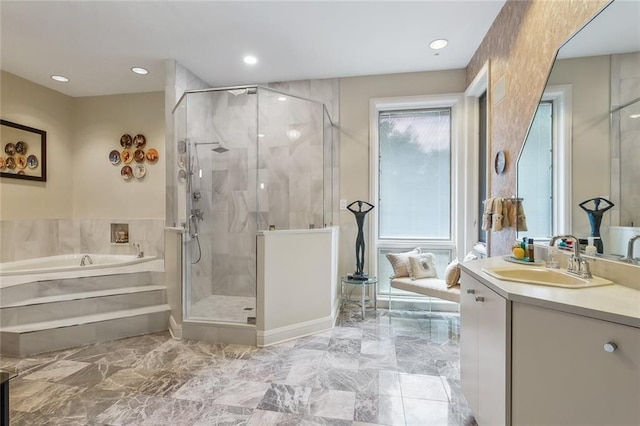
189,295,256,324
1,305,476,426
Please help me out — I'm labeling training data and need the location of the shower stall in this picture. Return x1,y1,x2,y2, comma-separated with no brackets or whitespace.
172,85,337,329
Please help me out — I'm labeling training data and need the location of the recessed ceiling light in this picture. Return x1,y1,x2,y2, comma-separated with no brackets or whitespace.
51,75,69,82
429,39,448,50
244,55,258,65
131,67,149,75
277,96,287,101
630,113,640,119
258,133,265,138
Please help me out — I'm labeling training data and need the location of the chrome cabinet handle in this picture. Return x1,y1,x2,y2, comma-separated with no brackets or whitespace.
475,296,485,302
467,289,475,294
604,342,618,353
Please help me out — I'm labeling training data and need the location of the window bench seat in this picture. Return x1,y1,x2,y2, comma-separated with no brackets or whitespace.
390,277,460,303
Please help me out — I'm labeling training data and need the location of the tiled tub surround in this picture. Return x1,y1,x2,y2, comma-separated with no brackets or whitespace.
0,218,165,263
0,260,169,356
2,305,475,425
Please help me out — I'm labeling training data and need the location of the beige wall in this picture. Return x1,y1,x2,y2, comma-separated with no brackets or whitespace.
0,71,165,221
73,92,165,218
338,69,467,276
1,71,74,219
466,0,609,255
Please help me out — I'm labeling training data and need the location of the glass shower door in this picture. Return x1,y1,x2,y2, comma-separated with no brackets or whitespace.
185,88,258,324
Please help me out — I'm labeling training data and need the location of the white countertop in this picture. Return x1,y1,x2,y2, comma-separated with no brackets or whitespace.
459,256,640,328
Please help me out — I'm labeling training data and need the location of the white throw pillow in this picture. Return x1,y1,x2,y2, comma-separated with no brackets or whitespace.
386,248,421,278
408,253,438,280
444,259,461,288
463,252,478,262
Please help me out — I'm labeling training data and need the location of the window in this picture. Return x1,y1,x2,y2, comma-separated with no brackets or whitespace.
369,94,462,309
518,102,553,238
378,108,451,239
477,92,488,244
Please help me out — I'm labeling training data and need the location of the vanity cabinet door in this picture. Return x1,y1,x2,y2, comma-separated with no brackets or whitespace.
460,272,510,426
512,302,640,426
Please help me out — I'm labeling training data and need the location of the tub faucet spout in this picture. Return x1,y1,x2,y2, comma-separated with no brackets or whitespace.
80,254,93,267
133,243,144,258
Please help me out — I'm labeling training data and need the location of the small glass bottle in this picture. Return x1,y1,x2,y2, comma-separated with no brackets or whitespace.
527,238,535,262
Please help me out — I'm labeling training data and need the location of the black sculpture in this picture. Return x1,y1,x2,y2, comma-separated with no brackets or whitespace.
347,200,375,280
579,197,614,254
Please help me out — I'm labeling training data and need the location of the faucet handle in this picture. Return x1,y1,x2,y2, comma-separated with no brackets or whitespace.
579,259,592,279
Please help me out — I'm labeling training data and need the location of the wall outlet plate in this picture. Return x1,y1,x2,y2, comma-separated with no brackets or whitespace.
340,199,347,210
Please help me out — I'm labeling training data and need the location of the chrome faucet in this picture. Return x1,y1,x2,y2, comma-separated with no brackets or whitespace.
80,254,93,266
132,243,144,258
549,235,592,279
621,234,640,263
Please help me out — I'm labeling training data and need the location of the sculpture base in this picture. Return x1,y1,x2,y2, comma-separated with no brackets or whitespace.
348,272,369,281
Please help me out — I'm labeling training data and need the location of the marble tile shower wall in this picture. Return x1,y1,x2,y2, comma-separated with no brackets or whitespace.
188,89,258,301
0,219,165,263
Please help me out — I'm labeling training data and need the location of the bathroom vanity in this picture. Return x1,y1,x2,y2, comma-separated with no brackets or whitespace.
459,256,640,426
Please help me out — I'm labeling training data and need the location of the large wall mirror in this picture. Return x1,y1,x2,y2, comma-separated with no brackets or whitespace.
517,0,640,262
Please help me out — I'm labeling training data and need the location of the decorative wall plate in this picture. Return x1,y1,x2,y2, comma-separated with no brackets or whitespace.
4,143,15,156
145,148,158,162
177,140,186,154
121,165,133,181
133,134,146,148
121,149,133,164
133,164,146,179
15,155,26,169
0,157,5,169
109,150,121,165
134,149,145,163
26,155,38,169
6,157,15,169
17,170,25,175
120,134,132,148
15,141,27,154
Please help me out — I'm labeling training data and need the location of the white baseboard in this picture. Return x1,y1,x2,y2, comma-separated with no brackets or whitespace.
169,315,182,339
257,315,334,347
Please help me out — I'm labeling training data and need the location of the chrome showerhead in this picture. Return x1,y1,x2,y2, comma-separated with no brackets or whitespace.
212,145,229,154
194,141,229,153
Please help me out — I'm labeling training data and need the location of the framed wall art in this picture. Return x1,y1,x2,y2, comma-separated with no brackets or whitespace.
1,119,47,182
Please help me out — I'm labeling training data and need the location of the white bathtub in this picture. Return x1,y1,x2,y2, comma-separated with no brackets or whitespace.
0,254,157,277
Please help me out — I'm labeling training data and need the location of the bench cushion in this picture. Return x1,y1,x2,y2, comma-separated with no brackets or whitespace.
390,277,460,303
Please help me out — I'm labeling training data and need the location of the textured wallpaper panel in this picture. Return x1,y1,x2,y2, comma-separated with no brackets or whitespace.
467,0,609,254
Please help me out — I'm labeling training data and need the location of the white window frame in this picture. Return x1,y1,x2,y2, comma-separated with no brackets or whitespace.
369,93,464,298
464,61,490,257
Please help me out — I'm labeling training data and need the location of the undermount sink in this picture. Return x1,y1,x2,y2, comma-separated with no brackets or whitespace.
482,267,614,289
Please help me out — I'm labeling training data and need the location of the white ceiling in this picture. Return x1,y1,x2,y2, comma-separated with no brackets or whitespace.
1,1,506,98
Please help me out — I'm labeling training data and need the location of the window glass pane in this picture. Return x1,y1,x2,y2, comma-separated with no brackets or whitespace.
378,109,451,239
518,102,553,238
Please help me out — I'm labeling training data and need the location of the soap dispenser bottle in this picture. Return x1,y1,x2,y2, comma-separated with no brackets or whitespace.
585,237,597,256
